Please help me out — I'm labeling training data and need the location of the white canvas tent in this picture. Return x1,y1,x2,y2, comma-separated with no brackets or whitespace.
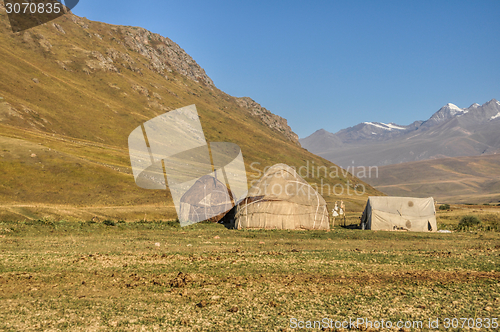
235,164,330,230
361,196,437,232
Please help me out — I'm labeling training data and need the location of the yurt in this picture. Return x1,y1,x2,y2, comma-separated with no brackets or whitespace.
360,196,437,232
235,164,329,230
179,175,234,223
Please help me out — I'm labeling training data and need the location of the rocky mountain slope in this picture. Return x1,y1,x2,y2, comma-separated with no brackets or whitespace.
235,97,299,144
0,6,379,220
301,99,500,167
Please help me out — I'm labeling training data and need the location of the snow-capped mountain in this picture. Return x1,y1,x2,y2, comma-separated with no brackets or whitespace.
424,103,467,125
300,99,500,167
363,122,406,131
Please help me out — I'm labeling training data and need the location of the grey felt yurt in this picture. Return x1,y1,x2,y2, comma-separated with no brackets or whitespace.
235,164,330,230
360,196,437,232
179,175,235,223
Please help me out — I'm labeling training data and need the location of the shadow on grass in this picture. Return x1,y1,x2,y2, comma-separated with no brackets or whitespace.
340,223,362,230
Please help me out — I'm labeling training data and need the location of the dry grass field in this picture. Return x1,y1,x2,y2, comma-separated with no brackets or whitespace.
0,206,499,331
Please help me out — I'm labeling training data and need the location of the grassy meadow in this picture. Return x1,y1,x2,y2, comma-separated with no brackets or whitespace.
0,206,499,331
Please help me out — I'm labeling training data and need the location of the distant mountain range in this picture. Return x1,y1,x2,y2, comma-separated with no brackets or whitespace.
301,99,500,167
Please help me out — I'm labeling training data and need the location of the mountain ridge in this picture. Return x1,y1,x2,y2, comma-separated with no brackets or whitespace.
0,2,299,146
301,99,500,167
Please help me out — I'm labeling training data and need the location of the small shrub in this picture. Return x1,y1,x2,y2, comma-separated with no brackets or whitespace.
103,220,115,226
30,218,55,226
439,204,450,210
457,215,481,230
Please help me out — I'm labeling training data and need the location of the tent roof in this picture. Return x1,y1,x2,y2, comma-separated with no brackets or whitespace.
181,174,234,205
365,196,435,217
179,174,234,223
245,163,326,206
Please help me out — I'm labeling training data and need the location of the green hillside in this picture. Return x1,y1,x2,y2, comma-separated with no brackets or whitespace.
0,8,380,221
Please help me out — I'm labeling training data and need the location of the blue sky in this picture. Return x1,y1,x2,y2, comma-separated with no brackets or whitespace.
72,1,500,138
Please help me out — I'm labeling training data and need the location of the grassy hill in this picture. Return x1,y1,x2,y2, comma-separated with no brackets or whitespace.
364,154,500,204
0,8,380,221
